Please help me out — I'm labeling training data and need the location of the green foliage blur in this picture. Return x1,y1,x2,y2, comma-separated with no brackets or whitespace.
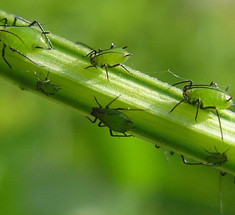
0,0,235,214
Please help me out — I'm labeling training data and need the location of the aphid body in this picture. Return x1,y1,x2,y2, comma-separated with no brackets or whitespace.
171,80,233,140
85,43,132,80
181,146,228,167
87,95,141,137
204,147,228,167
0,16,52,68
0,27,49,51
34,72,61,96
184,84,232,110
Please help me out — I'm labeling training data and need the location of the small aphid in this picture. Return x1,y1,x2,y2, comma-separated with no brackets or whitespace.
170,80,233,140
85,43,132,81
181,146,228,167
87,95,142,137
0,16,52,68
34,71,61,96
204,146,229,167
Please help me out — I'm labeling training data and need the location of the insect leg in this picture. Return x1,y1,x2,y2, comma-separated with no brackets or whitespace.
104,65,109,81
85,50,96,57
109,129,132,137
108,64,132,74
2,43,12,68
193,99,201,121
28,21,52,49
13,16,31,25
201,106,223,140
86,116,98,123
225,85,230,92
0,18,8,26
9,47,42,67
169,98,187,113
123,132,133,137
181,155,203,165
84,65,97,69
105,95,121,108
98,121,106,127
13,17,53,49
120,64,132,73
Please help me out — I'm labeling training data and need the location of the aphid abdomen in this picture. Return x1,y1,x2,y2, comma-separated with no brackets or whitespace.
187,88,232,109
1,27,48,51
95,51,126,66
95,109,134,132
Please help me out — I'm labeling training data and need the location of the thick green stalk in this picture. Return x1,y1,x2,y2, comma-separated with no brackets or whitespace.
0,10,235,176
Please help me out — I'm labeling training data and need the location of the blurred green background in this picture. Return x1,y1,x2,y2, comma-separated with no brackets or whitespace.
0,0,235,214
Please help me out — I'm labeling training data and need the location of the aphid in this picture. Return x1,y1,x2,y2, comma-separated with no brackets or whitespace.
85,43,132,81
181,146,228,167
34,71,61,96
87,95,141,137
170,80,233,140
0,16,52,68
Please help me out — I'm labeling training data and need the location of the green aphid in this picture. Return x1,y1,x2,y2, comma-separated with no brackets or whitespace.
0,16,52,68
34,71,61,96
85,43,132,81
204,146,229,167
181,146,228,167
87,95,141,137
170,80,233,140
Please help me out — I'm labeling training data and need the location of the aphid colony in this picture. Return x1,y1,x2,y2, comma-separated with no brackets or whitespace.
0,15,233,181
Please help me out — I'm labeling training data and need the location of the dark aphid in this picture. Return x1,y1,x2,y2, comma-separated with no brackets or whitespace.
85,43,132,81
0,16,52,68
87,95,142,137
181,146,228,167
204,146,229,167
181,147,233,182
34,71,61,96
170,80,233,140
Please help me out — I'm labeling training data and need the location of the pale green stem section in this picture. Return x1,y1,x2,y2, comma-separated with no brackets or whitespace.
0,10,235,176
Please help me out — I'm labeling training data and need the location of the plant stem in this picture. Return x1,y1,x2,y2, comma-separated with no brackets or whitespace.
0,10,235,176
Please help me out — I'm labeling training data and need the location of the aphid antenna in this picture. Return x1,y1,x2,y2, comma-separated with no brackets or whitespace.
34,71,50,81
85,50,96,57
167,69,188,80
76,41,94,51
93,96,102,108
105,95,121,108
214,145,219,153
172,80,193,87
222,148,230,154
